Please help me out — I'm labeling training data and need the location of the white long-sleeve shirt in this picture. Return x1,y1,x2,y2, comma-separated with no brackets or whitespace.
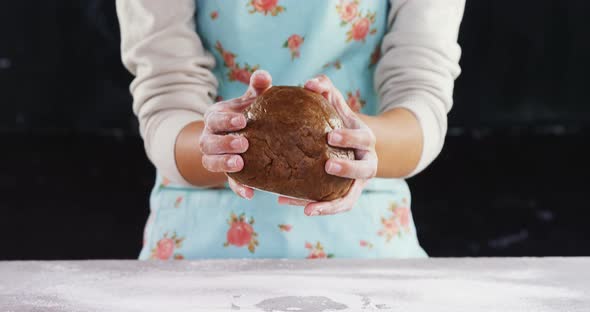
116,0,465,186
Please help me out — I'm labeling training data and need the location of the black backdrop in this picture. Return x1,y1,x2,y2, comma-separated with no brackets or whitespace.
0,0,589,260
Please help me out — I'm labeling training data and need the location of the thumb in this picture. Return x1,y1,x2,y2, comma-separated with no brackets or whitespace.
244,70,272,97
305,75,358,129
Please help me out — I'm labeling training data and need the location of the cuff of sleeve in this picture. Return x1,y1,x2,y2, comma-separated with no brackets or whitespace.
394,100,445,178
148,110,203,187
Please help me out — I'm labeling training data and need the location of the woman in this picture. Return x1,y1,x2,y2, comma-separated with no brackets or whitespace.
116,0,464,259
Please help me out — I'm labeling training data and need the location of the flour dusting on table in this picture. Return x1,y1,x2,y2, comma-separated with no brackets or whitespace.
0,258,588,311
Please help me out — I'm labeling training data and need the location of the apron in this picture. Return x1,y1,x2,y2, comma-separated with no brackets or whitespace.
139,0,427,260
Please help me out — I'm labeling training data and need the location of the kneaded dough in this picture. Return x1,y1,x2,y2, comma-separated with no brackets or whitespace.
228,86,354,201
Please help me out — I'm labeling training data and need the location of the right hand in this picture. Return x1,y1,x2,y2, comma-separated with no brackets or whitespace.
199,70,273,199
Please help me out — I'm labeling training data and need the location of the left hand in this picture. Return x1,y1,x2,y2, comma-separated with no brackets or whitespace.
277,75,378,216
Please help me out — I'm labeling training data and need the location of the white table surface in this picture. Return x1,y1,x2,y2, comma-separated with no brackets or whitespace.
1,258,588,311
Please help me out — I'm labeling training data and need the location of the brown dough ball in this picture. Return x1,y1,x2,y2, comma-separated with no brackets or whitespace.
227,86,354,201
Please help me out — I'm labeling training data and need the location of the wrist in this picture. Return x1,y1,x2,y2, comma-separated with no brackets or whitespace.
175,121,228,187
362,108,423,178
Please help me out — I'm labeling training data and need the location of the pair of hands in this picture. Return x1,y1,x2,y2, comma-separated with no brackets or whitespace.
198,70,378,216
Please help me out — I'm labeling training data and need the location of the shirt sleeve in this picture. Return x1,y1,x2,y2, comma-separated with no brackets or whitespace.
116,0,218,185
375,0,465,177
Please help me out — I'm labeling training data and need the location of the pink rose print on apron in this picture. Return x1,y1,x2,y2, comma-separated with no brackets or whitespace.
336,0,378,43
378,199,412,243
215,41,260,85
278,224,292,232
224,212,259,253
305,241,334,259
248,0,286,16
346,89,366,113
150,232,185,260
283,34,304,60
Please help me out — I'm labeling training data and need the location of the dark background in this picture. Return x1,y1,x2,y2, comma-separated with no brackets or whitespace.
0,1,588,260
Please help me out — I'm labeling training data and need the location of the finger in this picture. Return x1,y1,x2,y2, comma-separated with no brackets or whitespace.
228,177,254,200
330,93,361,129
304,180,365,216
244,70,272,97
304,198,349,216
277,196,313,206
325,156,377,180
304,75,359,128
199,134,248,155
201,154,244,173
213,96,256,112
303,74,333,99
205,111,247,133
306,75,348,110
328,128,375,150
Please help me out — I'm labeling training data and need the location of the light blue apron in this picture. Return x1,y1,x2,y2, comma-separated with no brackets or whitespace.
139,0,427,260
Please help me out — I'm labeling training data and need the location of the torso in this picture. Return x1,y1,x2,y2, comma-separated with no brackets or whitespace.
195,0,388,116
139,0,427,260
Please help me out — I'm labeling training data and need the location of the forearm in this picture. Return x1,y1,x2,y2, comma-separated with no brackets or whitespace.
372,0,464,177
117,0,221,186
175,121,228,187
359,108,422,178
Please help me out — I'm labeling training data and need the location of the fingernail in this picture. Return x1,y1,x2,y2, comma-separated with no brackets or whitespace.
226,156,238,168
327,162,342,174
231,116,243,127
230,138,243,150
310,210,320,216
253,69,269,79
239,187,246,198
243,188,253,200
330,132,342,144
